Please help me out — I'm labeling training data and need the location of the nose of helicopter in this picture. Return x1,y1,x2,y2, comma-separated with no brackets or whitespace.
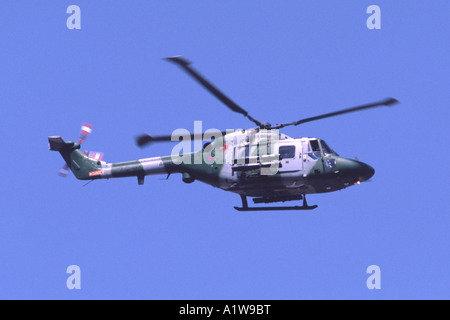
351,160,375,182
337,158,375,183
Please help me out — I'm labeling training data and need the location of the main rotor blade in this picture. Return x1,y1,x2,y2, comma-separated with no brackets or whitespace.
136,130,227,147
165,56,265,128
272,97,399,129
136,134,173,146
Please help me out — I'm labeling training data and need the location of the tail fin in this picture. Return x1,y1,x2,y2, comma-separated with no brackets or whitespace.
49,136,103,180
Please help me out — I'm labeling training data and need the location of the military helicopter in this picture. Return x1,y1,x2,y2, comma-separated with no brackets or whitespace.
49,56,398,211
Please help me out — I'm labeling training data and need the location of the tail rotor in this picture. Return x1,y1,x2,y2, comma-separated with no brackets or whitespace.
55,123,104,178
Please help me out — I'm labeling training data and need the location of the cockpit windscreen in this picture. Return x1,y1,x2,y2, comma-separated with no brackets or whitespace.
320,140,338,156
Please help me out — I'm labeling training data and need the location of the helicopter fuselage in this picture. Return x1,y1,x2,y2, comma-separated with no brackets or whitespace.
89,128,374,202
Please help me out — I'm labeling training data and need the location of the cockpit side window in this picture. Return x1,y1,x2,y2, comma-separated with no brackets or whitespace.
279,145,295,159
310,140,320,152
308,140,321,159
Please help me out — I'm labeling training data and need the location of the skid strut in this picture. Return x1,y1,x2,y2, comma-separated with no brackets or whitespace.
234,194,318,211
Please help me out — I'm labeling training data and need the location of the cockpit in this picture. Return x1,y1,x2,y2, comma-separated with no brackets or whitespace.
307,139,338,159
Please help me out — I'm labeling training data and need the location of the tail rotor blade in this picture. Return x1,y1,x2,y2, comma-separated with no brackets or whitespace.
58,164,69,177
88,151,104,161
79,123,93,143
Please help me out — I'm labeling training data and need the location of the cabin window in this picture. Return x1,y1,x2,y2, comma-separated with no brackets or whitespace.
279,145,295,159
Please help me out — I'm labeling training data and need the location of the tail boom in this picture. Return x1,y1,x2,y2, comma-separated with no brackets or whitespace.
49,136,168,183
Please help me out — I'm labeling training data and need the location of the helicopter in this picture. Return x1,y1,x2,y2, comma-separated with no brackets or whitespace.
48,56,398,211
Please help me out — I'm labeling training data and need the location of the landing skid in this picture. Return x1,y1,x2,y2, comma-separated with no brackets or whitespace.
234,205,318,211
234,195,318,212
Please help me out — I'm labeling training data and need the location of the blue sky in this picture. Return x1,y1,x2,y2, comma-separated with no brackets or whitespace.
0,1,449,299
